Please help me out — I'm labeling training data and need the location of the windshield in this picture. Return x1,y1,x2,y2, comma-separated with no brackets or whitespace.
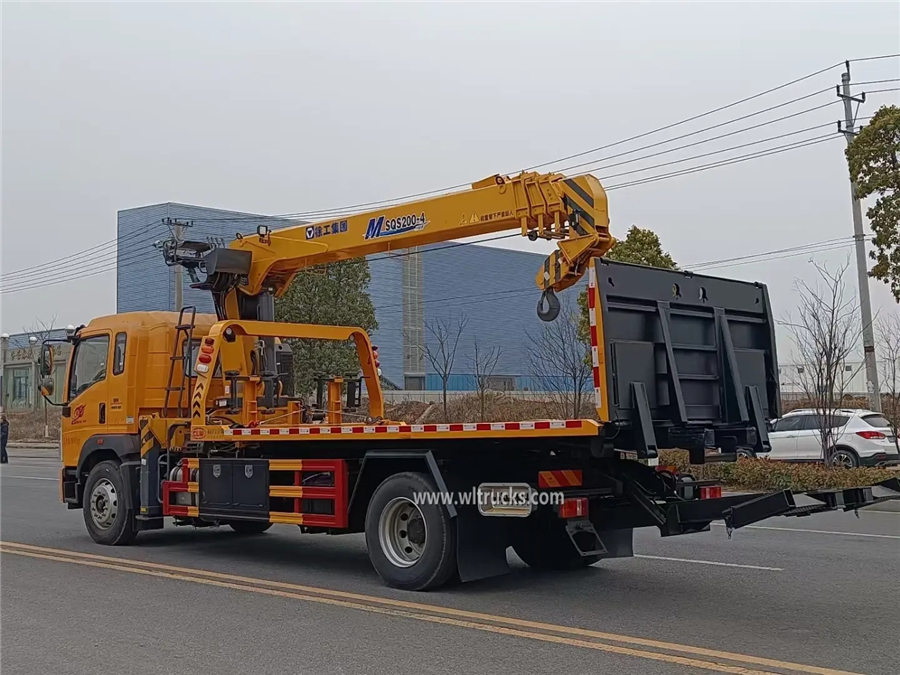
68,335,110,399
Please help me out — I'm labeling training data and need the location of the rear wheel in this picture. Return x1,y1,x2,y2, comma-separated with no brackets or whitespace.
830,448,859,469
365,472,457,591
227,521,273,534
83,460,137,546
513,518,600,570
736,447,756,459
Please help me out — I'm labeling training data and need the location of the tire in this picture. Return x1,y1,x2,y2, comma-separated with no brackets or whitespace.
365,472,457,591
736,448,756,459
830,448,859,469
83,460,137,546
513,518,600,570
227,521,273,534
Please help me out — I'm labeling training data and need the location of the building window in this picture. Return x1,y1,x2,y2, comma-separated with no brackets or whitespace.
404,376,426,391
485,376,516,391
12,370,31,408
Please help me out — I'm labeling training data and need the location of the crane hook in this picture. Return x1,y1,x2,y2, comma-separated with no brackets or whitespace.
536,289,560,322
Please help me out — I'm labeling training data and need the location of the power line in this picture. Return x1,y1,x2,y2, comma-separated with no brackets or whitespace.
7,76,895,292
2,127,844,295
1,220,166,282
584,126,841,183
849,54,900,63
1,223,170,293
555,101,841,175
519,65,843,172
153,62,853,225
599,134,840,191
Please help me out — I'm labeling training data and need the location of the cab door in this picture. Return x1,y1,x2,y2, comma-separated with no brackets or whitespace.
64,333,112,455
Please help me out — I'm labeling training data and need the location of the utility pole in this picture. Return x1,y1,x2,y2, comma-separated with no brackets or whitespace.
165,218,191,311
837,61,881,412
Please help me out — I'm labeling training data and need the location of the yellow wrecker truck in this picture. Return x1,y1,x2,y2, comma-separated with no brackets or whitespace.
42,170,899,590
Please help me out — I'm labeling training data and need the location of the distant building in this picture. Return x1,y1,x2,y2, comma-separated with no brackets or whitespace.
1,329,70,411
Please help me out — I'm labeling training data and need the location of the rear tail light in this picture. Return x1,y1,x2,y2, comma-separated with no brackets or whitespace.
700,486,722,500
559,497,588,519
856,431,886,440
198,353,212,364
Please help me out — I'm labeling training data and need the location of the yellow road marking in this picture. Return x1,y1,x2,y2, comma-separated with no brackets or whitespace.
0,541,862,675
1,546,777,675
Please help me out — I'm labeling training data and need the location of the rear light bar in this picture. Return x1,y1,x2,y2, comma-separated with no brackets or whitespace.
559,497,588,519
856,431,886,440
700,486,722,500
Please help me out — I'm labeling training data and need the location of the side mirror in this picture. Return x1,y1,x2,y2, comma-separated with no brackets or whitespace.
40,344,54,377
41,375,55,397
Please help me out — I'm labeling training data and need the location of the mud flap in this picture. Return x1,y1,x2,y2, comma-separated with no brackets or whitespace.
597,528,634,559
455,506,510,583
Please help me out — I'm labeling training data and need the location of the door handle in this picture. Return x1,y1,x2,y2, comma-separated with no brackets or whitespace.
99,403,106,424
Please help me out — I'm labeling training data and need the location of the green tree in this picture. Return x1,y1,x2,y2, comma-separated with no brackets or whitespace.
846,104,900,301
576,226,678,344
274,258,377,397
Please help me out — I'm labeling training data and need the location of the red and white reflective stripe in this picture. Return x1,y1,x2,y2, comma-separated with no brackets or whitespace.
221,419,584,437
587,266,603,408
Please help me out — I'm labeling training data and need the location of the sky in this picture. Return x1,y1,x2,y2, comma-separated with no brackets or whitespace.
2,1,899,361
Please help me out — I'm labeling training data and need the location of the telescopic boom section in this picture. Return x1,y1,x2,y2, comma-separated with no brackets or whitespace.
232,171,613,308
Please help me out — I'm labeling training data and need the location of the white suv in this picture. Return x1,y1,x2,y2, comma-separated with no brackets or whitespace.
763,409,900,468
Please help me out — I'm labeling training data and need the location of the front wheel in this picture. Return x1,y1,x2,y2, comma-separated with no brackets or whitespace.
83,461,137,546
365,472,457,591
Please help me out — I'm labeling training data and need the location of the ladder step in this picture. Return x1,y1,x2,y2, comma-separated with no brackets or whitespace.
175,325,195,330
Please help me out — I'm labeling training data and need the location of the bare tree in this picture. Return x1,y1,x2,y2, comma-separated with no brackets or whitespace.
23,315,58,343
418,314,469,421
526,305,592,419
876,312,900,452
468,337,502,422
22,315,58,435
780,261,863,465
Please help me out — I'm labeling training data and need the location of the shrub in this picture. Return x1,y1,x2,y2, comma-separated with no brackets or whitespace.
657,449,895,492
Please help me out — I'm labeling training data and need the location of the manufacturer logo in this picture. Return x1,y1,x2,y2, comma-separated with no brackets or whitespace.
244,465,254,479
306,219,348,241
212,464,221,479
71,404,86,425
191,427,207,441
364,213,428,240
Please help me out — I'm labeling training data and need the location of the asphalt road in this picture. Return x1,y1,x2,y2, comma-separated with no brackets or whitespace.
2,455,898,675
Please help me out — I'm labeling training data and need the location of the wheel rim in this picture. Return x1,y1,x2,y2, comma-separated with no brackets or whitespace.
378,497,427,568
832,452,854,469
89,478,119,530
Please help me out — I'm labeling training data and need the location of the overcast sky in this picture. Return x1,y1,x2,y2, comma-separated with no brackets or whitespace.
2,2,899,358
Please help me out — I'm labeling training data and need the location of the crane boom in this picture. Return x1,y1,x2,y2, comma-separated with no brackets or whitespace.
173,171,614,321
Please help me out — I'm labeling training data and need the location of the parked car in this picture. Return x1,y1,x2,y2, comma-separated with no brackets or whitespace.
762,409,900,468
